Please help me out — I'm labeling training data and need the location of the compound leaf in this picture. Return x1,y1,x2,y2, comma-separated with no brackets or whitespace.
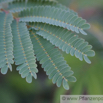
0,12,14,74
19,6,90,34
30,31,76,90
11,20,38,83
30,22,95,63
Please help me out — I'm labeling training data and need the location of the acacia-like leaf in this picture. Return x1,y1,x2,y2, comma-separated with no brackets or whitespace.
8,0,77,15
0,12,14,74
19,6,90,35
11,20,38,83
30,22,95,64
30,31,76,90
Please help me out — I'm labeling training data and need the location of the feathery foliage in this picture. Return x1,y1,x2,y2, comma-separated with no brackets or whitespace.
0,0,95,90
30,22,95,64
8,0,76,13
0,12,14,74
30,30,76,90
19,6,89,35
12,20,38,83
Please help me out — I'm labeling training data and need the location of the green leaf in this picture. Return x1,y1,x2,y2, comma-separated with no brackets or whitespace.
11,20,38,82
0,12,14,74
30,22,95,64
63,79,69,90
84,55,91,64
67,76,77,82
56,76,63,87
0,65,8,74
19,6,90,34
9,0,75,13
85,50,95,57
80,24,91,29
26,73,32,83
30,31,75,90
